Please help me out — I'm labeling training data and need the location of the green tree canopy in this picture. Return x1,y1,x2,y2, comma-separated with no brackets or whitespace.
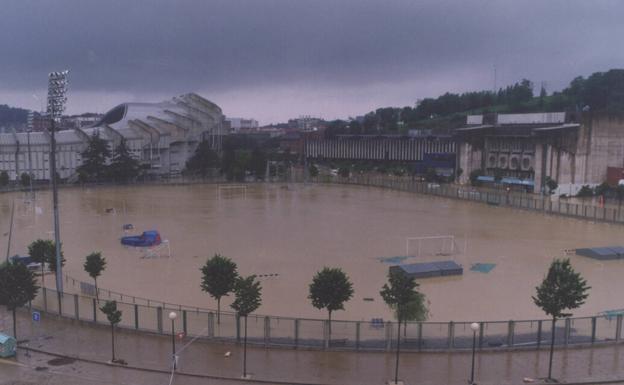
200,254,238,323
20,172,30,187
380,270,420,322
231,275,262,317
391,292,429,323
84,252,106,301
108,139,140,182
0,261,39,338
185,140,220,176
308,267,354,325
0,170,9,187
533,258,590,319
28,239,55,284
77,131,111,182
100,300,122,362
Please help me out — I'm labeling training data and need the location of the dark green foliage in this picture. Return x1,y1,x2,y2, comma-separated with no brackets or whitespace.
576,185,594,197
0,104,28,126
231,275,262,317
249,148,267,179
185,140,220,176
77,132,111,182
545,177,558,194
0,170,9,187
200,254,238,322
533,259,590,319
19,172,30,187
46,244,65,274
469,169,482,186
109,140,140,182
309,164,319,177
380,270,421,323
100,300,122,325
392,292,429,323
100,300,122,362
0,261,39,338
84,252,106,300
308,267,354,325
338,166,350,178
28,239,55,284
594,182,610,197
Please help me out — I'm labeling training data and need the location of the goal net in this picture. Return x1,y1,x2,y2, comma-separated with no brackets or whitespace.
217,184,248,198
405,235,458,257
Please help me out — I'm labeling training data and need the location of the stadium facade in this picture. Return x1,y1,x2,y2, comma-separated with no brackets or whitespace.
0,93,223,180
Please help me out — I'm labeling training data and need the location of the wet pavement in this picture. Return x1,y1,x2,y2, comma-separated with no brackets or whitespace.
2,309,624,385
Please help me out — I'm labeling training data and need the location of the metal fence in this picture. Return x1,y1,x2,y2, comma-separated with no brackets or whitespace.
29,287,624,352
308,174,624,225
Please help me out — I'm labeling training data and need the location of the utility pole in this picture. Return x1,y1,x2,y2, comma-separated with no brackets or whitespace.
27,112,34,199
47,70,69,295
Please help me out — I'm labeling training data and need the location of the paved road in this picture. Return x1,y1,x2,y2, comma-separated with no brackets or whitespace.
2,309,624,385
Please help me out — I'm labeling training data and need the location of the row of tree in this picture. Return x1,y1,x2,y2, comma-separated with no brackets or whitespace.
76,133,141,183
0,244,589,382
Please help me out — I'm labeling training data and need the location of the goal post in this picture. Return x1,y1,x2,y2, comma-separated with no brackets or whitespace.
216,184,248,198
405,235,458,257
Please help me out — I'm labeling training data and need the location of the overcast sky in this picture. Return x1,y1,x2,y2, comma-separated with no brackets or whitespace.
0,0,622,124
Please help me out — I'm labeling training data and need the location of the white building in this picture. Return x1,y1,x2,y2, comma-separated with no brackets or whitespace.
225,117,259,132
0,93,224,180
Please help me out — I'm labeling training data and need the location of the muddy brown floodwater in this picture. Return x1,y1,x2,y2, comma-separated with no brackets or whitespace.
2,183,623,322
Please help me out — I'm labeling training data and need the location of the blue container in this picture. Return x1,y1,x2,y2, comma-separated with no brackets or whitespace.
0,333,16,358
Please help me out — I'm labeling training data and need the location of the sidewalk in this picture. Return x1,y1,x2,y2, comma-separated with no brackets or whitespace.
2,309,624,385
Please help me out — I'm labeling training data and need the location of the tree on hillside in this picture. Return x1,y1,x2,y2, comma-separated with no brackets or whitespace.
231,275,262,379
0,261,39,339
380,270,421,385
28,239,55,286
100,300,122,363
0,171,9,187
109,139,140,182
200,254,238,324
308,267,354,340
84,252,107,301
185,140,220,176
76,132,111,182
533,259,589,381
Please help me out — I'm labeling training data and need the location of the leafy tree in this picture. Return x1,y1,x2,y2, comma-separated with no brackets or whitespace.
309,164,319,178
308,267,354,339
200,254,238,324
28,239,55,286
391,292,429,336
185,140,220,176
249,148,267,179
0,170,9,187
576,185,594,198
594,181,610,198
338,166,350,178
0,261,39,339
84,252,106,301
100,300,122,363
76,131,111,182
19,172,30,187
380,270,421,385
533,259,590,380
230,275,262,379
108,140,140,182
469,169,482,186
545,177,558,194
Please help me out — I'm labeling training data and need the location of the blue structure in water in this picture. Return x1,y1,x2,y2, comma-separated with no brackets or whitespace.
390,260,463,279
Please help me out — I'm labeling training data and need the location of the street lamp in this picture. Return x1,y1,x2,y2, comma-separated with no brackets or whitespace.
168,311,178,370
469,322,479,385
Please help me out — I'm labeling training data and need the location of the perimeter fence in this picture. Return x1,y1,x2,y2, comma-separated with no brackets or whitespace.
29,283,624,353
307,174,624,224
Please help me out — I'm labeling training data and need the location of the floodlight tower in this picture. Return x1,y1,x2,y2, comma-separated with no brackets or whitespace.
26,111,34,198
47,70,69,294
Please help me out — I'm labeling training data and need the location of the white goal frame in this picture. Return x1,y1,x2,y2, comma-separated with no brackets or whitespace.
217,184,248,198
405,235,457,257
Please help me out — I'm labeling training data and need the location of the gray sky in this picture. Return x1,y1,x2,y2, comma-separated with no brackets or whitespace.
0,0,622,124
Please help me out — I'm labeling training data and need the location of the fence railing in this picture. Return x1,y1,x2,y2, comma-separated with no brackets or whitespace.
29,286,624,352
306,174,624,225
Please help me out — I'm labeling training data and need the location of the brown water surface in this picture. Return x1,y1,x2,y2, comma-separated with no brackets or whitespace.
2,183,622,322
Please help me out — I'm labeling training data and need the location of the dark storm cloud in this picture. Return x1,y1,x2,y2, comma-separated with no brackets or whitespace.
0,0,623,118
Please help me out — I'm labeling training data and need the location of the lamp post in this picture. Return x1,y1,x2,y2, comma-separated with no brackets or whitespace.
469,322,479,385
168,311,177,370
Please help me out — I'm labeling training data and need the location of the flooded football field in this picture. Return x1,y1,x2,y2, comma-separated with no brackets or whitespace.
2,183,623,322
